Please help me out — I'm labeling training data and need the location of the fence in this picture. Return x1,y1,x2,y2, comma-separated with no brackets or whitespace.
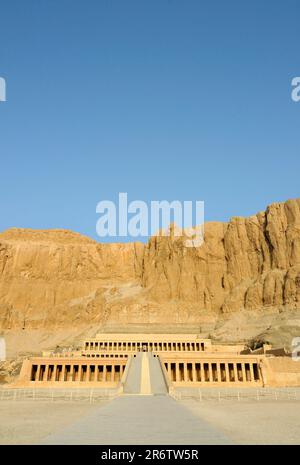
0,387,119,403
170,387,300,402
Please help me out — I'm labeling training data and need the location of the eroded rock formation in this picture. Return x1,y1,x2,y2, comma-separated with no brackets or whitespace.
0,198,299,331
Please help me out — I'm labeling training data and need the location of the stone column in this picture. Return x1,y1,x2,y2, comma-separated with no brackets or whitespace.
242,364,246,382
208,364,213,383
36,365,41,382
200,363,205,382
192,363,197,382
234,364,238,382
217,363,221,383
54,366,58,382
103,365,107,382
70,364,74,382
184,363,188,381
175,363,180,382
111,364,115,382
225,364,230,382
250,363,254,382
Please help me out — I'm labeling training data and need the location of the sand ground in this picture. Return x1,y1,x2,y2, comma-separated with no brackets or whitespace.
1,397,300,445
182,399,300,444
0,400,98,445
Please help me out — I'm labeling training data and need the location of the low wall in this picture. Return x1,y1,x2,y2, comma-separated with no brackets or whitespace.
262,357,300,387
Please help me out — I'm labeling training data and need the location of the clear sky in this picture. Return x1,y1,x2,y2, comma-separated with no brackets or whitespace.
0,0,299,241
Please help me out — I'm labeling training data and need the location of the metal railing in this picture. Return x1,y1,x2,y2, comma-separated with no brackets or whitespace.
0,387,119,403
170,387,300,402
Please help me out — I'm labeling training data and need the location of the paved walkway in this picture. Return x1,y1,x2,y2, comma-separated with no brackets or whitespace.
40,395,232,445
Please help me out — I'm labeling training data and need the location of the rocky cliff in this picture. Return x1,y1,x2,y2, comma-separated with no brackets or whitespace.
0,198,300,346
138,198,300,314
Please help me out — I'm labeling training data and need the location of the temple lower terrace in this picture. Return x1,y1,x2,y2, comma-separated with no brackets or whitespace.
15,333,300,390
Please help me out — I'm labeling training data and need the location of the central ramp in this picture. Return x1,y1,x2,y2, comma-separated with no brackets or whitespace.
123,353,143,394
123,353,168,395
148,354,168,395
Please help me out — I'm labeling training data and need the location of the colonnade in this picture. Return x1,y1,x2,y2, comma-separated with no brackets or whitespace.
164,361,261,383
84,341,206,352
30,362,126,383
84,353,128,358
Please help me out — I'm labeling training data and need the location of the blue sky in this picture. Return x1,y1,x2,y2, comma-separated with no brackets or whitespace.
0,0,299,241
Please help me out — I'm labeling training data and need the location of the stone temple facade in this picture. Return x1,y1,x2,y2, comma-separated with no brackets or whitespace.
16,333,300,390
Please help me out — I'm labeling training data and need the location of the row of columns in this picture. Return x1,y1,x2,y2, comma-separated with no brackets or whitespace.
31,363,126,383
84,353,127,358
84,341,205,352
165,361,260,383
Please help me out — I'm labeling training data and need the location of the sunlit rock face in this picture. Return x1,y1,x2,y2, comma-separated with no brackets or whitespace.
0,198,299,331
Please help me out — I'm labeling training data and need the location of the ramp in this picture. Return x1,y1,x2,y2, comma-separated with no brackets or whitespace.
123,352,167,395
148,354,168,395
123,353,142,394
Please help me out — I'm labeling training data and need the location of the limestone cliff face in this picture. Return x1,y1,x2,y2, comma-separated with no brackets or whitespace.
0,229,137,329
137,198,300,315
0,198,299,330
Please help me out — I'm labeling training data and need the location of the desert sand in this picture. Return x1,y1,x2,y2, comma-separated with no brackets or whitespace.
1,396,300,445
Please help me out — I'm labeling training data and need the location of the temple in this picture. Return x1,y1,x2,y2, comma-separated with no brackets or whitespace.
16,333,300,390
